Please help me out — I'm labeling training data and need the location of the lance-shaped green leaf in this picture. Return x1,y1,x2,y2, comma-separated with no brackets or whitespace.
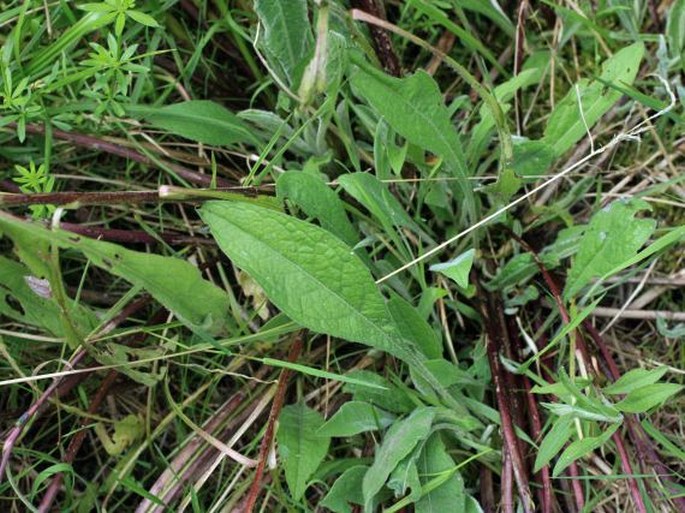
128,100,258,146
543,42,644,157
0,211,230,335
349,61,474,218
614,383,683,413
552,424,619,477
362,407,436,510
277,402,330,500
564,199,656,299
254,0,313,86
199,201,425,365
277,171,357,245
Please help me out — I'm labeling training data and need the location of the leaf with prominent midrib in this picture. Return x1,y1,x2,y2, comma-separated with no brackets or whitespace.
349,60,474,219
277,402,330,500
200,201,424,365
0,211,231,335
128,100,258,146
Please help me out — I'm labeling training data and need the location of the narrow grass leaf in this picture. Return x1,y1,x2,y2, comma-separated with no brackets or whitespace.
277,402,330,500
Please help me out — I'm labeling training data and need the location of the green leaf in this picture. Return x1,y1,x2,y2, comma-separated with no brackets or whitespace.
614,383,683,413
337,172,422,235
343,371,415,414
0,211,230,335
126,10,160,28
277,402,330,500
0,256,97,337
254,0,313,86
387,294,442,359
363,407,436,509
349,61,474,219
552,424,619,477
543,42,644,157
564,199,656,299
318,401,395,437
415,434,465,513
430,249,475,289
666,0,685,61
199,201,424,365
603,367,669,395
276,171,357,246
321,466,368,513
129,100,258,146
534,415,574,473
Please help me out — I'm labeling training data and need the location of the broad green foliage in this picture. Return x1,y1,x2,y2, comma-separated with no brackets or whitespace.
387,294,443,359
603,367,669,395
430,249,475,289
362,407,436,510
321,466,368,513
0,256,97,336
533,415,574,473
514,42,645,175
277,402,330,500
200,201,426,365
254,0,313,87
564,199,656,299
0,211,231,335
415,434,465,513
349,59,475,219
614,383,683,413
94,414,144,456
318,401,396,437
276,171,358,245
130,100,258,146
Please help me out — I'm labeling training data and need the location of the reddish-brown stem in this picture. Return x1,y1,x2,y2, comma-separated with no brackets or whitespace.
37,370,118,512
522,375,553,513
501,450,514,513
243,334,304,512
8,122,232,188
351,0,402,77
59,222,213,246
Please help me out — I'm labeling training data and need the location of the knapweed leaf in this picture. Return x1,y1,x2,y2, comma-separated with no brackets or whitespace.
129,100,258,146
564,199,656,299
318,401,395,438
321,466,368,513
254,0,313,87
277,171,358,245
534,414,574,473
277,402,330,500
362,407,436,510
0,211,231,336
415,434,465,513
543,42,644,157
349,59,474,219
200,201,425,365
430,249,475,289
